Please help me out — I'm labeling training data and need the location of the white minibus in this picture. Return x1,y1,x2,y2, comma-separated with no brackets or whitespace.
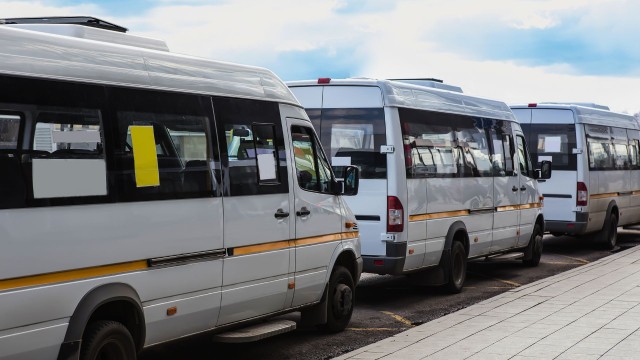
288,78,550,293
511,102,640,249
0,17,362,360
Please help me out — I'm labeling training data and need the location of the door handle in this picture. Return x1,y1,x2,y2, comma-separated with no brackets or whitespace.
512,186,519,192
296,207,311,217
520,186,527,191
274,209,289,219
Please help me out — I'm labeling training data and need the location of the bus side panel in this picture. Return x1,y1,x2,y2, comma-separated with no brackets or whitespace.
292,241,341,306
0,199,223,281
0,320,66,360
627,167,640,225
0,260,224,350
406,179,427,270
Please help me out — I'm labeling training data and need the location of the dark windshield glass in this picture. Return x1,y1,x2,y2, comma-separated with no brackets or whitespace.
316,108,387,179
521,123,577,171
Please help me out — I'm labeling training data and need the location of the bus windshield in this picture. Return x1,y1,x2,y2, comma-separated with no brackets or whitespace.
309,108,387,179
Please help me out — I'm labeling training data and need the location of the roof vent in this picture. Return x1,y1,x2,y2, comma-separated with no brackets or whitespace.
389,78,463,93
0,16,169,52
1,16,128,32
540,102,610,111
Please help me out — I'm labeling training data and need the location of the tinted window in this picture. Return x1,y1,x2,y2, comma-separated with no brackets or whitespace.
213,97,288,196
586,124,613,170
487,119,515,177
0,113,22,149
319,108,386,179
292,125,334,193
520,123,577,171
516,134,534,178
399,108,492,178
109,87,217,201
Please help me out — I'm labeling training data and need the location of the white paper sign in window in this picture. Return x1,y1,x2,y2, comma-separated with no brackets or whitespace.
544,136,562,153
332,157,352,166
257,153,277,181
32,158,107,198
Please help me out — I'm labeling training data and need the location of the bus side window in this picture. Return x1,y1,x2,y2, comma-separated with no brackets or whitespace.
109,88,217,201
291,125,333,193
586,125,613,170
488,120,514,177
30,109,108,200
0,112,26,209
516,134,534,178
212,96,288,196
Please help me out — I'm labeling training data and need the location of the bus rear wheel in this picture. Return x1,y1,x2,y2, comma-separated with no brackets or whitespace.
596,213,618,250
81,320,136,360
444,241,467,294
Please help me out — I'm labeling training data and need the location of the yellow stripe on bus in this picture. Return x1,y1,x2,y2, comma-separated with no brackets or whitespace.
0,260,148,292
232,240,294,256
590,193,618,199
409,203,543,220
130,125,160,188
232,232,359,256
409,210,470,222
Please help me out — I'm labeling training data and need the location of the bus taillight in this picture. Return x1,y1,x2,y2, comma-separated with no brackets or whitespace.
577,182,588,206
387,196,404,233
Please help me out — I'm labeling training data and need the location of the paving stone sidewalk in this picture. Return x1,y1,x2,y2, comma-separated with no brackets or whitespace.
335,246,640,360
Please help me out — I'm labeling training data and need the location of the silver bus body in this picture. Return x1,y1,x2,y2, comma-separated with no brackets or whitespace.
288,78,546,289
0,24,361,359
512,103,639,247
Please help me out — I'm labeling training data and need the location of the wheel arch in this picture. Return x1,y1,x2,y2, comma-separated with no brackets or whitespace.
57,283,145,360
445,221,469,255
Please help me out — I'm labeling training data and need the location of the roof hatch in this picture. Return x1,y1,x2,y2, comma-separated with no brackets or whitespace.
0,16,169,52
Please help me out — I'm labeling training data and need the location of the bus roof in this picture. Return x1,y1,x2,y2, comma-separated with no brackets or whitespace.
287,78,515,121
0,25,299,106
510,103,638,129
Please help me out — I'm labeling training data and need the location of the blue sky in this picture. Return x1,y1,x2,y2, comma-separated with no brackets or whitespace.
2,0,639,114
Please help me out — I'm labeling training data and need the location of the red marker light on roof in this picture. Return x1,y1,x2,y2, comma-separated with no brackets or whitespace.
528,103,538,108
317,78,331,84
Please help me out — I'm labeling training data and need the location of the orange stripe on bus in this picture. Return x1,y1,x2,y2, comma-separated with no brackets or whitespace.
590,193,618,199
0,260,148,292
231,232,359,255
409,210,470,222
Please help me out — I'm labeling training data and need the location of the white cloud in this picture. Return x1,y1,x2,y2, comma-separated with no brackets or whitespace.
0,0,638,113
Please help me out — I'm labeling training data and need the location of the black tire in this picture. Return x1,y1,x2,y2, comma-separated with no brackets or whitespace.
523,224,543,267
319,265,354,333
81,320,136,360
444,241,467,294
596,213,618,250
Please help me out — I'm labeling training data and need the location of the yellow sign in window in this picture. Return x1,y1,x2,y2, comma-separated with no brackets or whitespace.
130,126,160,187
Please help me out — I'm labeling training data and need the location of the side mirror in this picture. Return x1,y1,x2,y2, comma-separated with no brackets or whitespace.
535,160,552,180
232,128,250,137
340,166,359,196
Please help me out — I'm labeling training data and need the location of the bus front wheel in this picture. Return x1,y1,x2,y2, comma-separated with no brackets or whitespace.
81,320,136,360
319,265,354,333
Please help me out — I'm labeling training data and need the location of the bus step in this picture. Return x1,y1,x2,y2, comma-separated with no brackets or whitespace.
485,252,524,261
212,320,296,343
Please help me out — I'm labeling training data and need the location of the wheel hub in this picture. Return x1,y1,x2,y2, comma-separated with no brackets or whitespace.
332,284,352,317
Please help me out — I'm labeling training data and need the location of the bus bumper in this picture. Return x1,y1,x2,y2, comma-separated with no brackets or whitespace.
362,242,407,275
545,212,589,235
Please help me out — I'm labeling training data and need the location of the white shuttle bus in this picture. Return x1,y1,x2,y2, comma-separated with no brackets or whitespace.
288,78,551,293
511,102,640,249
0,17,362,360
